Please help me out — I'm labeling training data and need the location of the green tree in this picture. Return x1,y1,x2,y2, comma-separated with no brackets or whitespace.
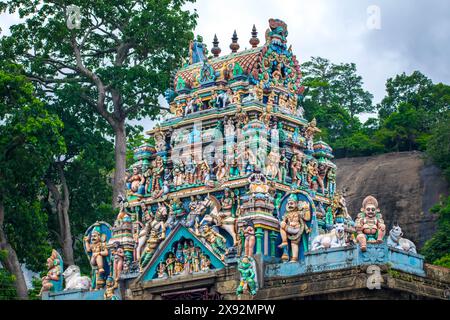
332,63,373,119
421,196,450,267
0,266,16,300
0,63,65,299
1,0,198,206
301,57,373,156
426,112,450,181
377,71,433,120
40,88,115,267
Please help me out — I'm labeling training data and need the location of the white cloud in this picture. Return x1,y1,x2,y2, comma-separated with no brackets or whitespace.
2,0,449,131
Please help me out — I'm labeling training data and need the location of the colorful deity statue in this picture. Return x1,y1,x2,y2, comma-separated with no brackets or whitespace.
229,144,241,177
151,202,168,239
167,198,186,227
220,188,235,221
182,241,191,272
184,96,194,116
208,90,217,108
279,149,288,182
236,256,257,297
173,162,185,188
157,262,167,278
260,103,273,126
317,162,328,193
200,224,228,261
153,125,166,152
355,196,386,252
242,148,256,174
185,154,198,185
243,85,258,103
149,156,165,197
274,191,283,218
39,249,63,296
290,153,303,185
112,243,125,282
140,230,162,271
126,166,145,196
265,150,280,180
232,90,241,106
242,220,256,257
193,93,203,111
278,195,311,262
224,117,236,143
217,88,232,108
84,224,111,289
213,158,228,182
200,253,211,271
197,159,212,185
103,277,119,300
174,260,184,274
305,118,321,151
235,104,249,129
191,247,201,273
174,100,183,117
307,160,319,191
165,252,176,277
254,82,264,102
327,167,336,195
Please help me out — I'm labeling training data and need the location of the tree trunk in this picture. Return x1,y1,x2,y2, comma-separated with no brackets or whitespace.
0,200,29,300
112,120,127,208
57,163,74,266
45,164,74,267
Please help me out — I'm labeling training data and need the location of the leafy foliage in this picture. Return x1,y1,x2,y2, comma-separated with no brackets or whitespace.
0,268,16,300
0,62,65,272
421,196,450,266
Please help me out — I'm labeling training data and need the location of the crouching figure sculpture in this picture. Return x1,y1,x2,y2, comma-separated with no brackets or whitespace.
63,265,91,290
311,223,347,250
236,256,258,298
387,224,417,254
355,196,386,252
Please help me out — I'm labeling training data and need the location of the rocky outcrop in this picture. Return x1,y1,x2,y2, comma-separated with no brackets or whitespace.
335,151,449,248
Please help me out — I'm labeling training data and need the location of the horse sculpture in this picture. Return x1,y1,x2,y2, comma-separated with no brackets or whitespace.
200,194,238,246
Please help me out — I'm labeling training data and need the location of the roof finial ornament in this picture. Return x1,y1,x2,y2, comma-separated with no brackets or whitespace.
249,24,260,48
211,34,221,58
230,30,240,53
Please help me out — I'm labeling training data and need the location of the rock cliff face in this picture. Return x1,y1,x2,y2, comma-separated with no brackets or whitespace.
335,151,449,248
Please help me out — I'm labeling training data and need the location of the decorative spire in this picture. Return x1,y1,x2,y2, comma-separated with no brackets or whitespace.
249,24,260,48
211,34,221,57
230,30,240,53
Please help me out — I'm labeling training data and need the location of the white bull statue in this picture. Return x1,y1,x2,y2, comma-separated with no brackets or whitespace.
62,265,91,291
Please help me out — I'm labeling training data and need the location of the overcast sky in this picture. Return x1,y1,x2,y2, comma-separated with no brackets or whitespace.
1,0,449,131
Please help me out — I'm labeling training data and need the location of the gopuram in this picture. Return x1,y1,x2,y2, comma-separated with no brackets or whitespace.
42,18,450,301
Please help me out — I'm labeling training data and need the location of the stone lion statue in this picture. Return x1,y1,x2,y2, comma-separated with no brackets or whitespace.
62,265,91,291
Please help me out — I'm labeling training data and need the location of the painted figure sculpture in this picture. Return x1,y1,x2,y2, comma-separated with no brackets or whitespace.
278,195,310,262
236,256,257,297
355,196,386,252
39,249,63,296
84,227,110,289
